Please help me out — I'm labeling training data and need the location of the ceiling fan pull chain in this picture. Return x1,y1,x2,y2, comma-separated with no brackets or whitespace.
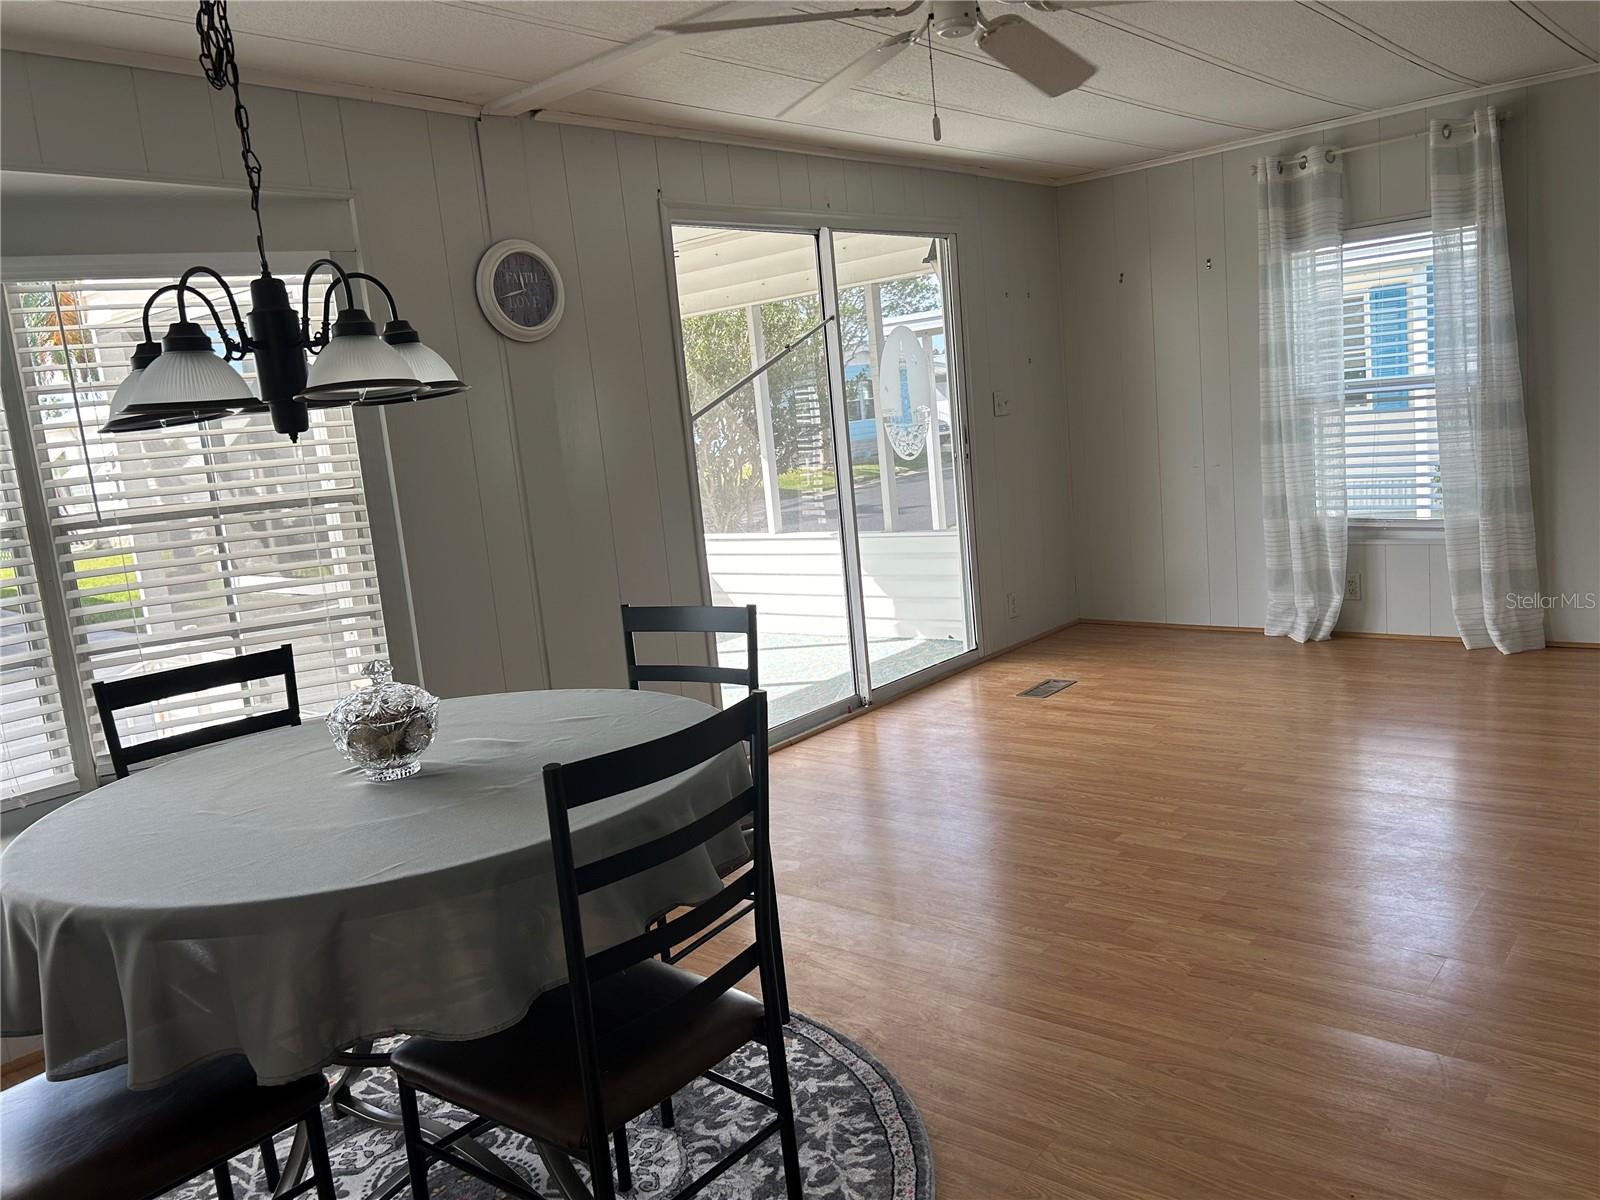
926,16,943,142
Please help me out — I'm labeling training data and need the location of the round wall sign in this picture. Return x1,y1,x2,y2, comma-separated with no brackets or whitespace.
475,239,564,342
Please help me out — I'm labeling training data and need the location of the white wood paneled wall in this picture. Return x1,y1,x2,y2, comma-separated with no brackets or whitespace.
2,50,1074,701
1059,73,1599,645
475,118,1073,687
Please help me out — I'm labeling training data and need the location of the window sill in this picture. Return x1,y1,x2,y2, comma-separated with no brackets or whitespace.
1349,520,1443,543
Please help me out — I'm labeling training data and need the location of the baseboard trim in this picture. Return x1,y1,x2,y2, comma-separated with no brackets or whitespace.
1079,619,1260,636
1,1050,44,1089
1078,618,1598,650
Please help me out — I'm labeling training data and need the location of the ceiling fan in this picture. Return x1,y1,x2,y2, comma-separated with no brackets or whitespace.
483,2,1108,136
657,2,1103,124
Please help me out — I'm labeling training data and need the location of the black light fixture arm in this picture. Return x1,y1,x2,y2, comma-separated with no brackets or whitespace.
318,272,400,343
299,258,360,348
173,266,251,356
141,284,236,353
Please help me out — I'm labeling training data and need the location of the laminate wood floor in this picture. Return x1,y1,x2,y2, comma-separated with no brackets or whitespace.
731,624,1600,1199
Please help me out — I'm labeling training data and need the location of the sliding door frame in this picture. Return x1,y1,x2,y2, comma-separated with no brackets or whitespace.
658,200,984,733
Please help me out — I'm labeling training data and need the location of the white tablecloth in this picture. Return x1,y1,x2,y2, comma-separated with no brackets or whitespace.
1,689,750,1088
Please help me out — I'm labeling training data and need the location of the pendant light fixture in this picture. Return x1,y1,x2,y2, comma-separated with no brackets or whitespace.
104,0,467,442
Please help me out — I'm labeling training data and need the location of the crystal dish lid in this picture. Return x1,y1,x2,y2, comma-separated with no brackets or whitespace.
329,659,431,725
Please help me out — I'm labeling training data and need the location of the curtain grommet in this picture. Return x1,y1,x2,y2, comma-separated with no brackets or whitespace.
1442,123,1452,140
1298,154,1308,170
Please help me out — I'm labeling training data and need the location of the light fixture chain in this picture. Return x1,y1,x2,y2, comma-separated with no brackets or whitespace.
196,1,268,274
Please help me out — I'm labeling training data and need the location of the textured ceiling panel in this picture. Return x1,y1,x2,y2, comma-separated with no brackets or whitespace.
1530,1,1600,53
561,86,1097,177
0,2,531,103
1100,1,1462,106
456,0,709,42
2,1,1594,183
854,9,1351,128
1322,1,1592,81
596,54,816,121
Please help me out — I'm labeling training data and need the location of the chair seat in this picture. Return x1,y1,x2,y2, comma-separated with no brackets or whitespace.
0,1056,327,1200
392,960,765,1152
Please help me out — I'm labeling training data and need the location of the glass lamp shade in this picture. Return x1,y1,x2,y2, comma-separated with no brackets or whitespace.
129,323,254,414
299,307,421,406
383,320,468,402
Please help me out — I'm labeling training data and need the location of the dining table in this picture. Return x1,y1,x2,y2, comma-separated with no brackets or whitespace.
1,687,753,1198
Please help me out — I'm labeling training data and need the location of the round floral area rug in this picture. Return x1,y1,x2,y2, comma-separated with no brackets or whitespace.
177,1015,932,1200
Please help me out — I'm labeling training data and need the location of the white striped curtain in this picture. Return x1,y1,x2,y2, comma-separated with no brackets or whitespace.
1257,149,1347,642
1430,108,1545,653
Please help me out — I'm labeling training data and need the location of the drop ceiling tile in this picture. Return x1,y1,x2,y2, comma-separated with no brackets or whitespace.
457,1,709,43
53,1,614,99
862,41,1253,148
594,45,1169,172
1322,1,1591,82
1528,2,1600,54
597,53,814,120
556,88,1063,180
924,9,1351,129
816,88,1135,170
1100,1,1462,107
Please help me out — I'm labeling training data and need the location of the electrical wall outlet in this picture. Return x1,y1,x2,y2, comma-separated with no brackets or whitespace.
992,389,1011,417
1344,573,1363,602
1006,591,1020,619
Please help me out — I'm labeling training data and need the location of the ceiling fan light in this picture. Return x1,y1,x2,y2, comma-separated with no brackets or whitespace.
299,307,422,406
130,323,255,411
932,3,980,39
382,320,469,401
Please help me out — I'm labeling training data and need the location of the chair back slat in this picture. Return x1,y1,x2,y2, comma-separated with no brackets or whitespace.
574,788,754,895
543,691,779,1129
586,868,756,982
117,710,300,768
92,645,300,779
556,702,754,808
627,664,751,687
620,604,758,692
621,605,755,634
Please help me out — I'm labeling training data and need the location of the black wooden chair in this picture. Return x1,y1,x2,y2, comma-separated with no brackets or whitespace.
91,644,300,779
620,602,758,693
391,692,802,1200
0,1057,336,1200
619,603,787,1042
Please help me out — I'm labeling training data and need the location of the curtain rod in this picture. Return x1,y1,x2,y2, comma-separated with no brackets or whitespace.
1249,112,1510,176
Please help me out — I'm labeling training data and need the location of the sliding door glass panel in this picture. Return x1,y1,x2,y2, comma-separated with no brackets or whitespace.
672,225,856,729
831,231,974,689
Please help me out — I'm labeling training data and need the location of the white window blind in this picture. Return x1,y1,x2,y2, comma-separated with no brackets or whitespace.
4,275,386,774
0,396,76,806
1342,228,1439,521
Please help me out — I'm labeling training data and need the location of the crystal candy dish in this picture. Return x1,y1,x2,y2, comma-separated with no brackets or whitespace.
326,660,439,781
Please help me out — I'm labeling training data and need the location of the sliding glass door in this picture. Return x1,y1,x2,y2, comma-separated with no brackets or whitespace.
671,222,975,732
831,231,970,691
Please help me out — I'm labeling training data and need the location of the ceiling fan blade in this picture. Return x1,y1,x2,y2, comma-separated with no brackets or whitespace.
781,29,917,119
659,6,909,35
976,14,1096,96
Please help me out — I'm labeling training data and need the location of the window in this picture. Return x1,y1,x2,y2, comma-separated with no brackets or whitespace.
0,396,75,804
1341,227,1440,521
1,272,387,805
